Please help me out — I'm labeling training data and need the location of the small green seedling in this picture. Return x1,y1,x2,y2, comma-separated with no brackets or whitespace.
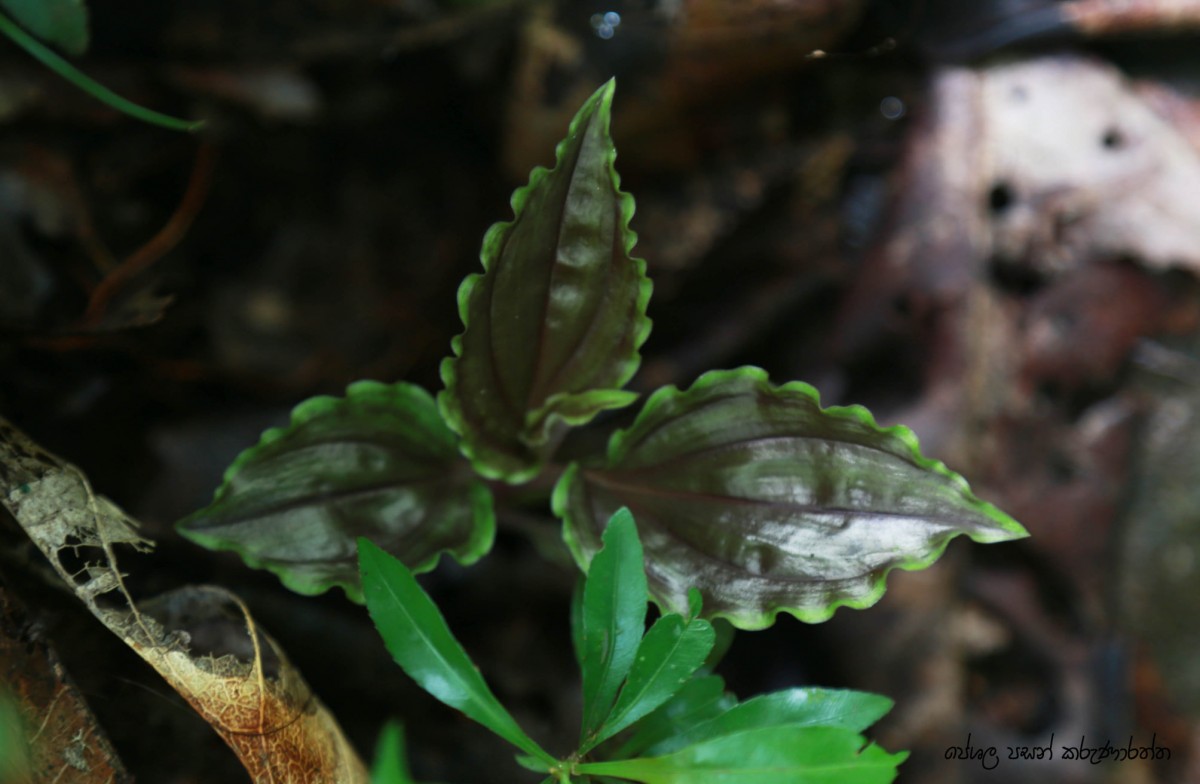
179,79,1025,628
178,77,1029,781
361,509,907,783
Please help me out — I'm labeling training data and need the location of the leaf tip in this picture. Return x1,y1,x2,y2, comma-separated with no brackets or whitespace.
598,76,617,106
972,501,1031,542
605,506,637,539
356,535,383,567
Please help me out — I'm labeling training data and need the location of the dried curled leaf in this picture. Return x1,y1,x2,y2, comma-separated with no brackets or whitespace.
0,418,368,784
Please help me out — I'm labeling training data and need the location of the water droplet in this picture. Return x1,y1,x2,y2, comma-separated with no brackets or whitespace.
880,96,906,120
590,10,621,40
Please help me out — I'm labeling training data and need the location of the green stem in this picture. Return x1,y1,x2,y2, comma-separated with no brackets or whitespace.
0,10,202,132
576,758,654,780
487,462,565,508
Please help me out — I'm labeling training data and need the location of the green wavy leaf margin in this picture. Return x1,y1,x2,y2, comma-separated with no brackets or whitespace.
178,381,495,603
438,78,652,483
554,367,1028,629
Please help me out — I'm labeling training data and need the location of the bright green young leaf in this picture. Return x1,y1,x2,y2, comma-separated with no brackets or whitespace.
612,675,734,760
514,755,553,773
580,509,648,744
358,538,555,767
647,688,894,756
554,367,1029,629
578,726,906,784
584,613,715,751
0,0,87,55
371,721,418,784
178,381,495,603
439,78,652,482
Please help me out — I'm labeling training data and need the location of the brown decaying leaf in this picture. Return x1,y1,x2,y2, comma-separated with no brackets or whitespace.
1064,0,1200,35
840,53,1200,353
0,418,368,784
982,55,1200,274
0,581,131,784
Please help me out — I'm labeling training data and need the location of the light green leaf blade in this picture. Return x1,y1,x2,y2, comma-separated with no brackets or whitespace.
439,78,652,482
358,538,554,765
515,755,552,773
586,614,715,751
648,688,894,756
371,721,417,784
611,675,735,760
555,367,1028,629
179,381,495,603
570,576,586,670
579,726,906,784
580,508,648,743
702,619,735,672
0,0,87,55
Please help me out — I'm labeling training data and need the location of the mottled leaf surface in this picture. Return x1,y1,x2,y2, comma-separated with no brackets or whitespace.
439,79,652,481
0,0,88,55
555,367,1028,628
359,539,553,766
178,381,494,602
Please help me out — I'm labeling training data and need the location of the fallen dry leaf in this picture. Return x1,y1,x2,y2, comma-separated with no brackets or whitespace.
0,418,368,784
1064,0,1200,35
0,580,131,783
981,55,1200,273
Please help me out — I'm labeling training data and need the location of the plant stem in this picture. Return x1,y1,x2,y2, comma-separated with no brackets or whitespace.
487,462,565,507
0,11,202,132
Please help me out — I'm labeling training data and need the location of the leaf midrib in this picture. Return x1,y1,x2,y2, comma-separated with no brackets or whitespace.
369,551,549,762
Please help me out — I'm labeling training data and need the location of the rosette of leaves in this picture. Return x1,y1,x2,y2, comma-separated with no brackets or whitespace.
362,509,909,783
180,78,1026,623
